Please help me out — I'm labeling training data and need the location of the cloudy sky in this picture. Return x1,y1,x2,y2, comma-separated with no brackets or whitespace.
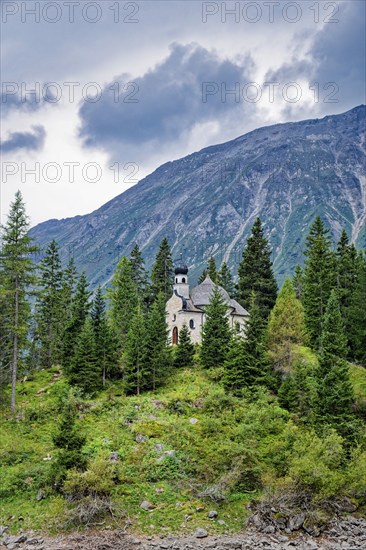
1,0,365,227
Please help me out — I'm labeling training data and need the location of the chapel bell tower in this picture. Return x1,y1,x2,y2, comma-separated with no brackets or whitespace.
173,264,190,299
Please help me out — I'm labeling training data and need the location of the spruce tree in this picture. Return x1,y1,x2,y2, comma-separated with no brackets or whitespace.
108,256,138,349
348,251,366,364
36,240,64,368
278,361,316,423
68,318,101,394
62,272,91,371
237,218,277,320
175,323,195,367
0,191,37,411
267,278,306,371
200,286,231,369
207,256,217,283
292,264,304,301
146,292,171,390
91,286,118,386
316,290,355,437
151,238,174,301
303,216,335,350
217,262,235,295
130,244,150,305
122,307,150,395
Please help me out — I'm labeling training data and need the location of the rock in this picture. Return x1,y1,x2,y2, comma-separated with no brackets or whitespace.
110,452,119,461
0,525,9,536
217,520,226,526
208,510,218,519
196,507,205,512
288,513,305,531
263,525,275,534
140,501,155,512
155,444,164,452
36,490,46,501
157,450,176,462
189,418,198,425
195,528,208,538
136,434,148,443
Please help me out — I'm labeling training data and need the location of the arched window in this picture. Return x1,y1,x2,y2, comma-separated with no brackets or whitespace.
182,277,186,283
172,326,178,345
189,319,195,329
175,277,178,283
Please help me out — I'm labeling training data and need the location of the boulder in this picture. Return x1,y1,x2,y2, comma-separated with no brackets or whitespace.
140,501,155,512
195,528,208,538
136,434,148,443
208,510,218,519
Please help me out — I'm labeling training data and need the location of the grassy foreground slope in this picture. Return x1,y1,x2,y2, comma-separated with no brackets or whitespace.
1,359,366,536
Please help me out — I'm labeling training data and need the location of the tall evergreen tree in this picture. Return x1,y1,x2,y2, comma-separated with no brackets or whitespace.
278,361,316,423
348,251,366,364
292,264,304,301
267,278,306,371
36,240,64,368
207,256,217,283
315,290,355,437
303,216,335,350
146,292,171,390
108,256,138,349
151,238,174,301
122,307,150,395
130,244,150,305
91,286,118,386
200,286,231,369
68,318,101,394
237,218,277,320
0,191,37,411
217,262,235,295
62,272,91,371
175,323,195,368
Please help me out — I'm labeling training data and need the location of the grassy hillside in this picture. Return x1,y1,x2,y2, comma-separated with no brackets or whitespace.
1,358,366,536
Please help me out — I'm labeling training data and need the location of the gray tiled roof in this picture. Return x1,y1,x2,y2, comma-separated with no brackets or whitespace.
190,275,230,306
230,299,249,317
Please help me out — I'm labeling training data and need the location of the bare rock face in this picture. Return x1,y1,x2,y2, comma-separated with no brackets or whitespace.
29,106,366,288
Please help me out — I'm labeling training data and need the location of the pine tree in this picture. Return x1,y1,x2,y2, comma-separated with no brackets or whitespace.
151,238,174,301
130,244,150,305
68,318,100,393
348,251,366,364
91,286,118,386
207,256,217,283
198,269,207,284
0,191,37,411
146,292,171,390
217,262,235,295
36,240,64,368
108,256,138,349
200,286,231,369
122,307,150,395
175,323,195,367
316,290,355,437
278,362,316,423
303,216,335,350
237,218,277,320
62,272,91,371
267,278,306,371
292,264,304,301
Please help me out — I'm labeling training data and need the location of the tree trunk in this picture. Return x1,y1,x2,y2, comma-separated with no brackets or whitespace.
11,285,19,412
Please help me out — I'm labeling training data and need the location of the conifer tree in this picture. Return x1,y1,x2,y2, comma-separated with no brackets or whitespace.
146,292,171,390
303,216,335,350
292,264,304,301
151,238,174,301
36,240,64,368
62,272,91,370
217,262,235,295
207,256,217,282
91,286,118,385
348,251,366,364
130,244,150,305
122,307,150,395
68,318,101,393
237,218,277,320
0,191,37,411
315,290,355,436
278,361,316,422
200,286,231,369
198,269,207,284
267,278,306,371
108,256,138,349
175,323,195,367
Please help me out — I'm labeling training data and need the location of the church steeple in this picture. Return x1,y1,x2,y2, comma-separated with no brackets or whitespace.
173,264,190,299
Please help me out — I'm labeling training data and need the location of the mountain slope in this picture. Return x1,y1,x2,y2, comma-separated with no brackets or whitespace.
30,105,366,287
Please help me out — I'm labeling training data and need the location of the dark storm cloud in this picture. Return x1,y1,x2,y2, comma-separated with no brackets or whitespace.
266,1,365,111
0,125,46,153
79,43,254,150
